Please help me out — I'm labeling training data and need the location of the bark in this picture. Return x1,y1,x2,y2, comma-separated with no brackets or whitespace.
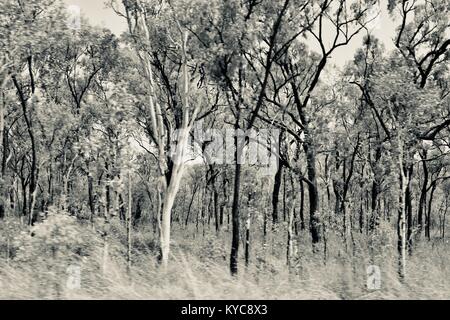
369,180,380,230
245,212,250,268
208,165,220,232
126,7,199,267
426,182,437,240
304,142,321,244
442,196,448,239
287,201,295,268
283,170,287,222
418,150,428,233
332,152,342,216
397,166,407,279
263,208,267,240
299,180,305,230
230,159,241,275
271,159,283,224
12,73,38,225
118,193,125,221
185,183,198,226
0,91,5,219
340,137,360,240
369,137,382,231
405,165,413,252
160,126,190,267
213,184,219,233
127,172,132,274
20,162,28,218
62,154,77,212
290,63,324,244
88,171,95,223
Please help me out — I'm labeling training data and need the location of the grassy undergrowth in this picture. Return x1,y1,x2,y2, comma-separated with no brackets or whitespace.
0,212,449,299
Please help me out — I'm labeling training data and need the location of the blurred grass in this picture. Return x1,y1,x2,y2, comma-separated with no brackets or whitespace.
0,216,449,300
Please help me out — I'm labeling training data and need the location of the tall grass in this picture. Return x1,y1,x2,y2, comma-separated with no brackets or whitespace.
0,214,449,299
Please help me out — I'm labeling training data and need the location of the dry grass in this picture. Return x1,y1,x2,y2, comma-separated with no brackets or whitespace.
0,218,449,300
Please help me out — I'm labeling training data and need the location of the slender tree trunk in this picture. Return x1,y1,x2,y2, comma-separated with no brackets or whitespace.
185,183,198,227
209,166,220,233
418,150,428,233
29,168,38,226
263,208,267,241
442,196,447,239
271,159,283,224
426,182,437,240
283,170,287,222
127,172,132,274
105,181,111,218
12,67,38,225
304,142,321,244
245,211,250,268
405,165,413,252
299,180,305,230
88,171,95,223
370,139,382,231
397,167,407,279
28,113,37,224
230,160,241,275
220,205,224,227
287,202,295,268
10,177,15,211
21,176,27,218
369,181,379,230
0,91,5,219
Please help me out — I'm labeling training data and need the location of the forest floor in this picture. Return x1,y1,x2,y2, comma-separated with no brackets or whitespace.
0,214,449,300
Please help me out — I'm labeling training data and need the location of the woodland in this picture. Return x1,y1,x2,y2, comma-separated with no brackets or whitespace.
0,0,449,299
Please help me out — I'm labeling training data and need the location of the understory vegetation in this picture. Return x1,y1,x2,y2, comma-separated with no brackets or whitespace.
1,210,449,299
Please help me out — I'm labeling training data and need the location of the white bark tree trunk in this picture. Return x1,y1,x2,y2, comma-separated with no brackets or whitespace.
127,171,132,273
126,3,200,268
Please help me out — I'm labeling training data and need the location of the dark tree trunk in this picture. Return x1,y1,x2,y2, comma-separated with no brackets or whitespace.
208,165,220,233
230,161,241,275
299,180,305,230
118,193,125,221
332,151,342,216
245,215,250,267
213,186,219,232
12,72,38,225
0,113,7,219
304,142,321,244
418,150,428,233
230,116,243,275
104,162,111,220
271,159,283,224
405,165,413,252
426,182,437,240
369,139,382,231
185,183,198,226
88,173,95,223
21,178,27,217
219,205,224,226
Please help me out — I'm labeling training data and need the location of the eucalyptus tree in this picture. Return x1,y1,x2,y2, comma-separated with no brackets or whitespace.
257,0,377,250
389,0,450,240
0,0,71,224
112,0,223,267
349,0,450,278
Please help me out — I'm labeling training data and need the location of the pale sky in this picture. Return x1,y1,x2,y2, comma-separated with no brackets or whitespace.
64,0,127,35
64,0,398,68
